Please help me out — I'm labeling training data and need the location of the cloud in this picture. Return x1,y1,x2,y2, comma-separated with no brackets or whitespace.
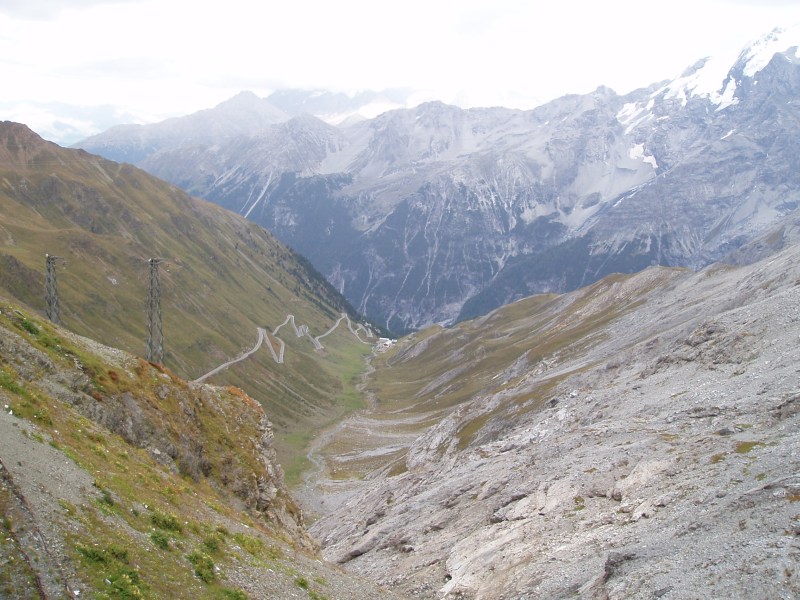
0,0,139,20
726,0,800,5
1,0,798,143
0,100,146,145
62,57,171,80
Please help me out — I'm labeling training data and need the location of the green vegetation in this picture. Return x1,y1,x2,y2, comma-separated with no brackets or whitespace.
202,533,223,554
0,131,377,492
150,530,171,551
75,542,146,599
735,441,763,454
187,551,216,583
0,366,29,398
151,510,182,533
96,486,115,511
232,532,263,556
19,318,39,335
0,301,352,598
219,589,250,600
294,575,329,600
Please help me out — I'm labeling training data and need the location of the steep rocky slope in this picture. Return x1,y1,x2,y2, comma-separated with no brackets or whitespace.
304,242,800,599
0,299,402,599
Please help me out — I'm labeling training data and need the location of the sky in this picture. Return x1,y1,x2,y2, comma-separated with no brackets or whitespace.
1,0,798,143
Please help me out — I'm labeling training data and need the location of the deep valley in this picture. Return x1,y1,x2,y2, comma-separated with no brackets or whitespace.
2,23,800,600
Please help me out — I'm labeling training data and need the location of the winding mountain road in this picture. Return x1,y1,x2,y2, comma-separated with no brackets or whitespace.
193,313,374,383
194,327,268,383
315,314,372,347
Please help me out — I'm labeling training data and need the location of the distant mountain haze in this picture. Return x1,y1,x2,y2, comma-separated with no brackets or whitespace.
76,27,800,334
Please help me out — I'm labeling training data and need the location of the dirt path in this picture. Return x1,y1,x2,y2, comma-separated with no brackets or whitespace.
315,314,372,346
0,408,95,597
295,354,378,517
294,353,424,520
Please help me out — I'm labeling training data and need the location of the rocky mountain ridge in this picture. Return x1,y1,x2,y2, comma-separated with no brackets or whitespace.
76,27,800,334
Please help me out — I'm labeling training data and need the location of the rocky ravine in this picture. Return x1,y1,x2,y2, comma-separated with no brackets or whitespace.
305,242,800,599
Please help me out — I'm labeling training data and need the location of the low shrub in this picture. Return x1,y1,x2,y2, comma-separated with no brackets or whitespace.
150,510,182,532
187,551,215,583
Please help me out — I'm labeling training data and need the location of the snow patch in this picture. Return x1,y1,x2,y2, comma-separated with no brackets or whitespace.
617,102,641,123
664,54,737,107
616,102,654,135
716,78,738,111
628,143,658,170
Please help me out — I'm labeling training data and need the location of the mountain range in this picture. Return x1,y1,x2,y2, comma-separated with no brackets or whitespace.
76,26,800,334
2,31,800,595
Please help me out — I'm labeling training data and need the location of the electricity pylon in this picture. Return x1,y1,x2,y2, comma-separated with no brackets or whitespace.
146,258,164,364
45,253,61,324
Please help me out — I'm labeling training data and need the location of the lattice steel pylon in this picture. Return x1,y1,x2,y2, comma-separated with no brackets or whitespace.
45,253,60,324
146,258,164,364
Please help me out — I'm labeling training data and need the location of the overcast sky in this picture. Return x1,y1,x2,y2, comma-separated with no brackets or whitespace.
1,0,798,142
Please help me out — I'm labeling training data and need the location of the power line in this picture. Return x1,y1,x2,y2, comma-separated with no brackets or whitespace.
44,253,61,324
146,258,164,364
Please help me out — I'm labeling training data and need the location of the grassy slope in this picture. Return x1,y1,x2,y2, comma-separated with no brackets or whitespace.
0,300,394,599
0,122,371,481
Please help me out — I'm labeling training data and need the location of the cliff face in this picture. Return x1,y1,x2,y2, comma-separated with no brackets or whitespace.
0,300,400,599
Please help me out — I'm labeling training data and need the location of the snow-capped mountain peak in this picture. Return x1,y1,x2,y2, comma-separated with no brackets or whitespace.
664,24,800,108
75,25,800,332
662,54,740,108
620,24,800,124
738,23,800,78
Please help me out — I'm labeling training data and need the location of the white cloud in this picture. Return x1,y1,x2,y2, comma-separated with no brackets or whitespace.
0,0,798,142
0,0,138,20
